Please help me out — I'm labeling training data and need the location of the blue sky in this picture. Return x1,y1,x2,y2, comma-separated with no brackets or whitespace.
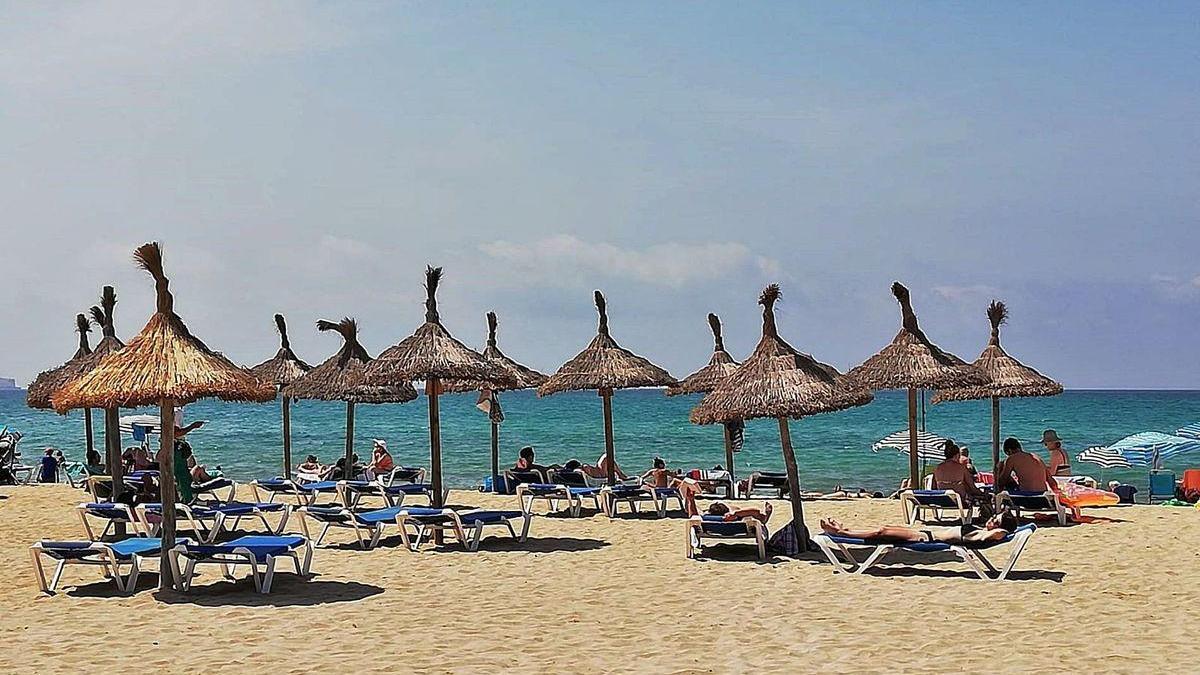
1,2,1197,388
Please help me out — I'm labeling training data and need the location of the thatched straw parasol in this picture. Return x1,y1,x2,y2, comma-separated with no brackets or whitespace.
539,290,677,485
846,282,986,487
251,314,313,476
442,311,547,487
53,243,274,590
692,285,873,546
283,318,417,479
667,313,743,480
364,267,515,508
932,301,1063,468
26,314,96,458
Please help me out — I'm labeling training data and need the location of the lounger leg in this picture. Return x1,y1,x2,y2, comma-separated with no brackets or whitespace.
755,525,766,561
317,522,332,547
813,537,854,573
518,515,531,542
468,522,485,551
126,557,141,593
30,549,51,593
299,542,312,575
397,521,414,552
686,526,696,558
262,555,275,594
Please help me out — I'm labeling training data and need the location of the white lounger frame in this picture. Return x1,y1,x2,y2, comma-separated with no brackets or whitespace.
169,540,313,594
685,516,767,561
812,527,1037,582
335,480,444,509
600,485,685,518
30,541,155,594
515,483,602,517
395,510,532,552
138,503,292,544
996,491,1068,526
296,506,400,549
76,502,146,540
899,489,972,525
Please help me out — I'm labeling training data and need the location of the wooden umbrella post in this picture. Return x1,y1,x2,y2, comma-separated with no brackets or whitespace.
282,395,292,478
490,416,500,491
429,377,443,508
158,400,177,591
723,422,736,490
601,388,616,486
907,387,919,487
344,401,355,479
777,417,808,549
83,407,94,461
991,395,1001,471
104,406,125,535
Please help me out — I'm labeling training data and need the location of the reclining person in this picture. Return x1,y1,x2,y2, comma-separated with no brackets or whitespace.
820,510,1019,545
676,478,772,523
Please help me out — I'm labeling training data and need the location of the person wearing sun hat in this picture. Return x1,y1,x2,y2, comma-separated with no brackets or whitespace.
363,438,395,480
1042,429,1071,476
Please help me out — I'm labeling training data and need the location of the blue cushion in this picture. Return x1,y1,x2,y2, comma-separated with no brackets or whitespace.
699,520,751,536
299,481,338,492
186,535,305,559
910,491,959,507
457,510,521,524
354,507,404,525
383,483,431,494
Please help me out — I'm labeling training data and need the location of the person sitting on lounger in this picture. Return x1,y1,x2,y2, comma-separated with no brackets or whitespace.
363,439,395,480
331,454,361,481
512,446,549,481
819,510,1019,545
641,457,678,488
675,478,773,523
297,455,330,478
995,437,1058,494
932,440,992,516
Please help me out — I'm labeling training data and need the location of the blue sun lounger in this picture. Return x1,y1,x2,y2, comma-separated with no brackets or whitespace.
686,515,769,561
191,477,238,503
138,501,292,543
996,490,1069,525
76,502,147,539
395,508,532,552
169,535,313,594
30,537,185,593
516,482,604,517
900,489,972,525
250,477,339,506
296,505,406,549
601,484,685,518
335,480,438,508
813,524,1038,582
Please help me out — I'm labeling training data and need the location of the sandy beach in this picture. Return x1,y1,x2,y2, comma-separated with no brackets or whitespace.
1,485,1197,674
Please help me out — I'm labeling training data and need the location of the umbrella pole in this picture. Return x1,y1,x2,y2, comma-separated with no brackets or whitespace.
344,401,355,479
158,399,177,591
105,406,125,535
907,387,919,488
490,418,500,492
282,395,292,478
83,407,94,461
601,388,615,486
777,417,809,550
991,396,1001,472
429,377,444,508
723,422,736,490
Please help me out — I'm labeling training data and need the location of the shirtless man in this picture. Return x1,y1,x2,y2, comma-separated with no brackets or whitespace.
676,478,773,523
995,437,1057,493
932,440,990,514
641,457,678,488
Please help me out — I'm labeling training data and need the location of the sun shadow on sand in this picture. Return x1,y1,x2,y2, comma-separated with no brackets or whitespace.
65,575,385,605
688,545,789,565
315,535,610,554
858,566,1066,582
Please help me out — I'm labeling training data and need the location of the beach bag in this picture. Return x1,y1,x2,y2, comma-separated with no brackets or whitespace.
0,468,14,485
768,522,804,556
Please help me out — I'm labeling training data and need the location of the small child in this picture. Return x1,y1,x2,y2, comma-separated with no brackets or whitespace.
39,448,59,483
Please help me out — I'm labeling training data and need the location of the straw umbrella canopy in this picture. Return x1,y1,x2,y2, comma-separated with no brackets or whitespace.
26,314,96,458
441,311,548,487
668,313,742,479
283,318,417,480
692,285,873,546
539,290,677,485
53,243,274,590
846,283,986,487
933,301,1063,468
251,314,313,476
364,266,514,508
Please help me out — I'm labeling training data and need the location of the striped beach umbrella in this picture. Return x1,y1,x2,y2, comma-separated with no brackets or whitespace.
1076,446,1132,469
1176,423,1200,440
1103,432,1200,467
872,429,950,463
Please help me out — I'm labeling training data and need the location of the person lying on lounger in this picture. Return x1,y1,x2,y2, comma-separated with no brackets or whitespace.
581,454,628,481
297,455,331,478
819,510,1019,545
675,478,773,523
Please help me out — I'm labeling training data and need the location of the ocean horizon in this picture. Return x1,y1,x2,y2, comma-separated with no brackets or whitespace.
4,388,1197,493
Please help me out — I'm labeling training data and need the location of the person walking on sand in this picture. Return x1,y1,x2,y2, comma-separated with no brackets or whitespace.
1042,429,1072,476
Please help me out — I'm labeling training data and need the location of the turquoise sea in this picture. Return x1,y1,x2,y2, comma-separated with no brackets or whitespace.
3,389,1198,493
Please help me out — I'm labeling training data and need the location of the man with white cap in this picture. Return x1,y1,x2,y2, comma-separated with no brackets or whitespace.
1042,429,1071,476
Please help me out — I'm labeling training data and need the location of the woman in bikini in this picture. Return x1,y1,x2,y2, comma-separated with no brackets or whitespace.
819,510,1019,545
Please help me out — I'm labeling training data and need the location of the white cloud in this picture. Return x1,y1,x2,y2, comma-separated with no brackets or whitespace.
932,284,1002,303
479,235,782,288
